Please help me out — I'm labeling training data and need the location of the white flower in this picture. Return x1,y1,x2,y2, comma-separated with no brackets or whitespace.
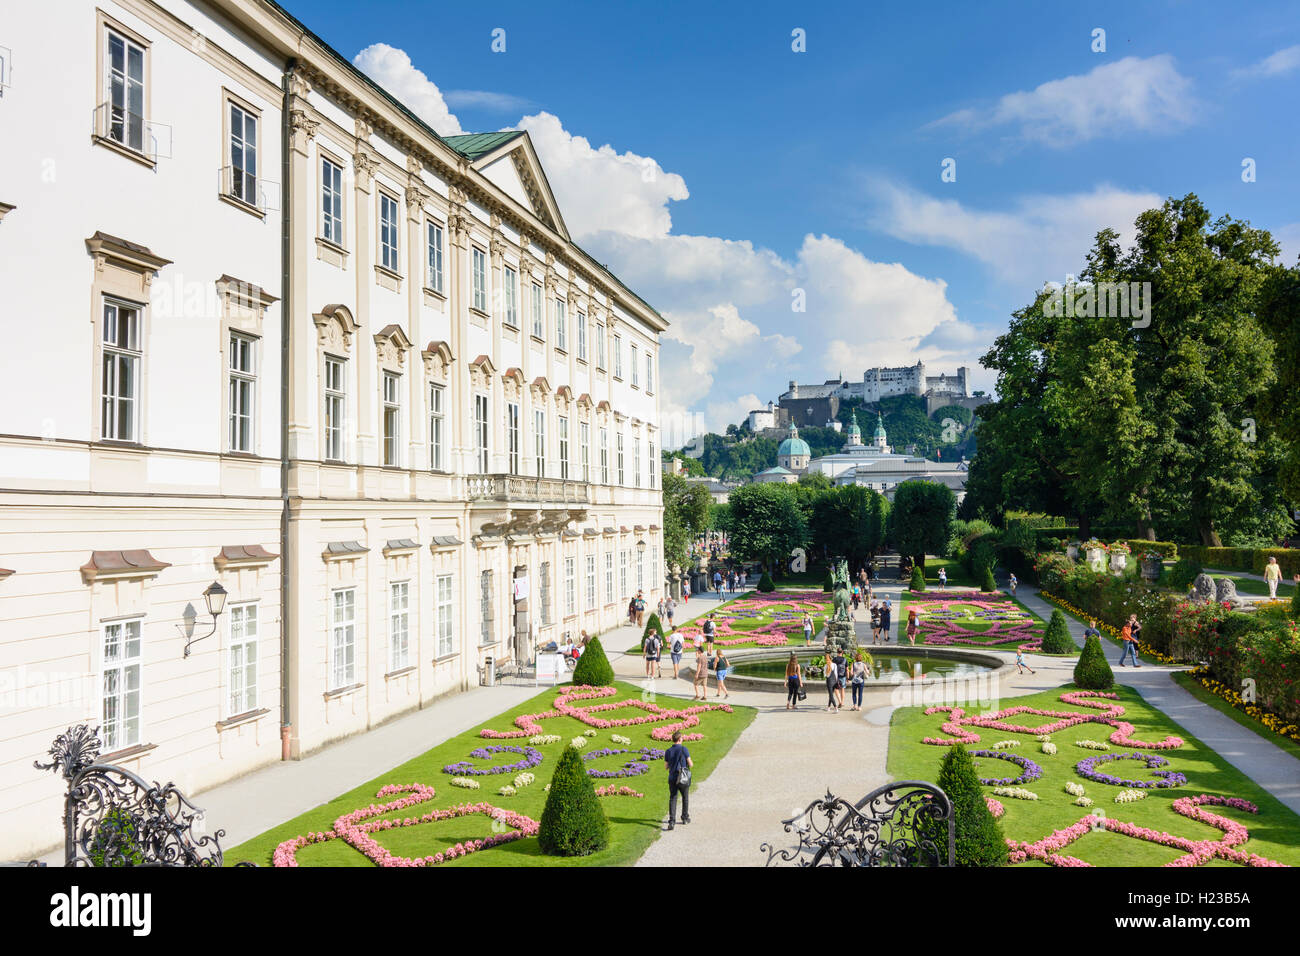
611,734,632,745
1074,796,1094,807
1075,740,1110,751
497,785,517,796
1040,742,1057,755
1115,789,1147,804
571,737,590,749
449,777,480,790
529,734,561,745
990,740,1021,750
513,772,535,789
1064,782,1086,797
991,786,1039,801
1036,734,1051,743
584,729,598,737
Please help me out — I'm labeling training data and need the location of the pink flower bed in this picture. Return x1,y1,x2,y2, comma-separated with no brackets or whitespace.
921,690,1185,750
479,684,733,743
909,596,1041,652
1006,794,1286,868
272,783,538,867
985,796,1005,819
595,785,645,798
676,591,830,650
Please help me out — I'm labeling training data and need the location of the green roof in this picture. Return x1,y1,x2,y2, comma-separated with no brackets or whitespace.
442,131,526,161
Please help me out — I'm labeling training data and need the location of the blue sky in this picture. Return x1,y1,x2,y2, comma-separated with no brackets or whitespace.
289,0,1300,441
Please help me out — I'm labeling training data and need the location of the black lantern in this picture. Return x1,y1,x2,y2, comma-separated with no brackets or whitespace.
180,581,229,658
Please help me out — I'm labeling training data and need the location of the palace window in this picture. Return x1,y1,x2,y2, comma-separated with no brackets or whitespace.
631,344,639,387
564,557,576,617
646,353,654,394
613,334,622,378
228,332,256,452
101,299,141,442
102,618,142,750
103,27,145,153
554,298,567,351
436,574,454,657
649,441,656,489
227,603,258,716
539,561,552,626
323,355,346,461
379,191,400,272
617,432,625,485
580,422,590,483
600,428,609,484
633,437,642,488
604,552,614,604
531,282,544,339
428,383,444,470
585,555,596,611
596,324,606,370
427,220,444,293
474,393,489,473
534,408,546,477
322,156,344,245
619,550,628,599
389,581,409,671
382,371,400,466
480,570,494,645
503,266,518,328
507,401,520,474
331,588,356,689
472,246,488,312
226,101,257,206
577,313,587,361
559,416,570,480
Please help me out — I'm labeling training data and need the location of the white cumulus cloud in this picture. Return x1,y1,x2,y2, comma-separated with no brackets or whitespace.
353,44,465,136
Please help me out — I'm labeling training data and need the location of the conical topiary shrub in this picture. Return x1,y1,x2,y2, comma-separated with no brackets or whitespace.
757,572,775,592
980,566,997,592
640,613,665,650
909,565,926,592
1073,633,1114,689
538,744,610,857
823,569,834,592
1040,609,1076,655
571,636,615,687
926,744,1007,867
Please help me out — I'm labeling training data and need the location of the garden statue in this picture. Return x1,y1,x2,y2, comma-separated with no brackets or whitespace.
826,559,857,652
1192,573,1215,603
1214,577,1244,608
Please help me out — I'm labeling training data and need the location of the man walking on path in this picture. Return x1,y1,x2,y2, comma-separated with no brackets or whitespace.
664,731,693,830
1265,557,1282,598
1117,622,1141,667
879,600,892,644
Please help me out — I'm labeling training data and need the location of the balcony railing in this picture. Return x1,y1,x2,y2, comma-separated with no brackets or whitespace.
92,102,172,160
466,474,592,504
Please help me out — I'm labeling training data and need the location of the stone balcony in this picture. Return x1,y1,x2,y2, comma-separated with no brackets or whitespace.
465,474,593,505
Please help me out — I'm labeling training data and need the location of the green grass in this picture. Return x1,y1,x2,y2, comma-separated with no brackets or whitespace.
1170,670,1300,765
897,589,1047,648
921,556,977,588
886,682,1300,866
1215,575,1295,598
225,681,756,867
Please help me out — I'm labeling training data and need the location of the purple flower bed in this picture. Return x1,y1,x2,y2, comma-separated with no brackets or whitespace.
581,747,667,779
442,745,544,776
1075,752,1188,789
969,749,1043,786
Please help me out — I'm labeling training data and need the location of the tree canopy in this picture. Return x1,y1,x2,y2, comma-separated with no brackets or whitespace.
889,481,955,569
726,483,808,573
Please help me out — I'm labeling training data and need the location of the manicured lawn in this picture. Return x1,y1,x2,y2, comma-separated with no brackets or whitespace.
648,590,833,652
225,681,756,867
887,682,1300,866
920,556,976,588
1171,670,1300,765
898,588,1046,650
1215,575,1295,598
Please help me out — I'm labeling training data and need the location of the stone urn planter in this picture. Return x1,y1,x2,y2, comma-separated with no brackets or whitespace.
1140,557,1162,582
1109,551,1128,574
1086,547,1106,572
1066,541,1080,561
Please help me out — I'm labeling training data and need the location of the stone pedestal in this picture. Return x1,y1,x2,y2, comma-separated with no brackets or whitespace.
1140,557,1162,582
1066,542,1080,561
825,618,855,653
1109,552,1128,575
1086,547,1106,572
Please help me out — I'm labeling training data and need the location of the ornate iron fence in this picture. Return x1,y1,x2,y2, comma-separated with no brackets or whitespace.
761,781,955,867
34,725,237,867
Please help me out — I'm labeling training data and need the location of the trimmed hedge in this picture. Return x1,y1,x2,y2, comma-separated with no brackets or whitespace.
1073,634,1115,690
909,566,926,591
538,745,610,857
1176,545,1300,577
823,569,833,592
930,744,1007,867
1125,540,1179,559
1035,554,1181,657
1040,609,1076,654
979,566,997,592
571,636,615,687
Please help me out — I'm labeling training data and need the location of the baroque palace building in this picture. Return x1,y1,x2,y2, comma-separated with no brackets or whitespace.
0,0,665,859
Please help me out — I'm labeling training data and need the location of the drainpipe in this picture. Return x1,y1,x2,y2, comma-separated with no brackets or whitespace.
278,59,295,761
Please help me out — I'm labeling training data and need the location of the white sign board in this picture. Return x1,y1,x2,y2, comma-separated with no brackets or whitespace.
513,576,530,602
536,652,562,686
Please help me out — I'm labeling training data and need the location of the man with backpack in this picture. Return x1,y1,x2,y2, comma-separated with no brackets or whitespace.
664,730,693,830
669,628,685,679
644,627,662,678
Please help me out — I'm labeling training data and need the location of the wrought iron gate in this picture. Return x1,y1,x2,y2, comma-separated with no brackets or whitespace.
35,725,234,867
761,781,955,867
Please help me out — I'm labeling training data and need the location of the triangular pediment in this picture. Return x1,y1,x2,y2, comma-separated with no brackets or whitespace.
453,131,569,242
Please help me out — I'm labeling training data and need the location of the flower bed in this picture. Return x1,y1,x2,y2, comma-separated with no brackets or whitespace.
272,784,538,868
673,591,831,650
969,749,1043,785
442,745,544,777
1184,664,1300,747
906,594,1043,652
1074,752,1187,789
581,747,667,778
480,685,733,743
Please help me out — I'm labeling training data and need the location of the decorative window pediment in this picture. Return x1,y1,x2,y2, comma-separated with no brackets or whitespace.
322,540,369,563
374,323,413,371
530,376,551,400
213,543,279,571
423,340,453,381
217,274,279,336
85,231,172,298
469,354,496,389
502,366,525,399
80,549,171,584
313,304,359,353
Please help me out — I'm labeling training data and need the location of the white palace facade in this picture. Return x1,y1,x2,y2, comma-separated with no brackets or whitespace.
0,0,665,859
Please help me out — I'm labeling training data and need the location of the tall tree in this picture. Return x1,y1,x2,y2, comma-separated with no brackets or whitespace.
810,485,889,568
890,481,955,569
726,483,808,575
661,473,711,570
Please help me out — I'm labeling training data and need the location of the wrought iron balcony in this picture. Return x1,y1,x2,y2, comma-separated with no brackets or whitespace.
466,474,592,504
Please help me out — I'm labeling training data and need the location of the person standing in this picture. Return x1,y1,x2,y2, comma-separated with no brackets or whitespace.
824,652,839,712
851,585,861,612
785,653,803,710
1083,619,1101,644
635,591,647,628
702,613,716,654
849,652,868,711
643,628,661,679
666,598,676,629
1008,572,1018,596
712,569,723,595
1014,647,1036,675
683,578,690,604
870,600,882,644
880,600,892,644
905,609,920,645
664,731,693,830
938,567,947,590
714,648,731,699
669,628,684,680
1117,622,1141,667
832,647,848,709
1265,557,1282,599
802,611,815,646
1128,614,1143,654
692,642,708,700
627,596,637,624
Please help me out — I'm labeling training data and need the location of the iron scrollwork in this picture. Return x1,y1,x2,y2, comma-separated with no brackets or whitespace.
35,724,235,867
760,781,955,867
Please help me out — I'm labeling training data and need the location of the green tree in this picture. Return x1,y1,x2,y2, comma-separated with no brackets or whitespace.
727,483,808,576
928,744,1007,867
1073,634,1115,690
572,636,615,687
661,473,711,570
810,485,889,569
889,481,955,570
538,745,610,857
